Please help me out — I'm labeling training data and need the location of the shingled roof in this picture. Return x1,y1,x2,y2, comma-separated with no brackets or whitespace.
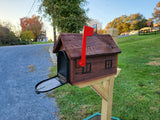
53,33,121,59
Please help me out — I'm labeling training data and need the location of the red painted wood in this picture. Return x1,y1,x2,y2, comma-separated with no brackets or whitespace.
79,26,94,67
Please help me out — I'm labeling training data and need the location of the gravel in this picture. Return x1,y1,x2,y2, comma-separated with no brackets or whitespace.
0,44,58,120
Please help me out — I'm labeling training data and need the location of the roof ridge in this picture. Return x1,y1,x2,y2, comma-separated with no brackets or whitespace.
53,33,121,58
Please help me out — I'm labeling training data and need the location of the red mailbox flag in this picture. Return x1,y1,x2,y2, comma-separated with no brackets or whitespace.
79,26,94,67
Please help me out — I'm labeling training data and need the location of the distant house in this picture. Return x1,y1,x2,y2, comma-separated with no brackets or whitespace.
153,23,160,30
154,23,160,27
120,32,129,36
129,30,139,35
37,31,48,42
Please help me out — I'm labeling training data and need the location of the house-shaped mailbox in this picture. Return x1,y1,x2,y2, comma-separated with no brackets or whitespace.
35,33,121,93
35,32,121,94
53,33,121,85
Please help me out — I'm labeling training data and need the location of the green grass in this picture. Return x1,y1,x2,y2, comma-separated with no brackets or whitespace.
31,41,53,44
0,41,53,46
48,33,160,120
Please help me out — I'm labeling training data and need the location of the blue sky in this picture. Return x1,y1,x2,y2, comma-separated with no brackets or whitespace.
87,0,159,27
0,0,159,39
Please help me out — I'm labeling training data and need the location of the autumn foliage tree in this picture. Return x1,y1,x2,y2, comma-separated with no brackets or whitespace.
147,18,154,27
20,15,43,41
20,31,35,42
97,28,106,34
105,13,147,35
152,2,160,23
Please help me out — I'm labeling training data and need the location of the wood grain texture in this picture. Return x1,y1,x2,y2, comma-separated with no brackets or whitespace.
54,33,121,85
73,73,115,86
91,82,108,101
53,33,121,58
90,68,121,120
72,54,118,85
70,59,74,84
100,77,115,120
106,78,114,120
101,98,108,120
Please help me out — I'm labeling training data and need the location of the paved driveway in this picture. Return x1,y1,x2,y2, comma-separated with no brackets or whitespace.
0,44,58,120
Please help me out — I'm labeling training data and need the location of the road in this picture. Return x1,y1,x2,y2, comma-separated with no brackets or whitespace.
0,44,58,120
118,35,129,38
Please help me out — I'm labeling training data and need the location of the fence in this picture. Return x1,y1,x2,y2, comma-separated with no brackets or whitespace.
138,30,159,35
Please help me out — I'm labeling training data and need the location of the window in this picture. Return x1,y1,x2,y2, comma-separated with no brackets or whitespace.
105,60,112,69
82,63,91,74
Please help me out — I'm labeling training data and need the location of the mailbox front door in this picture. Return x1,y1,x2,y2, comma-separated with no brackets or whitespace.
35,75,66,94
35,51,70,94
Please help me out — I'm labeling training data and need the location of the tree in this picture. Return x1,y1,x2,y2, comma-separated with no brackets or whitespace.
20,31,34,42
87,19,102,30
152,2,160,24
147,18,154,27
129,13,147,30
87,19,105,34
97,28,106,34
0,20,21,37
0,21,20,45
0,26,19,45
40,0,88,45
105,13,147,35
105,22,111,29
20,15,43,41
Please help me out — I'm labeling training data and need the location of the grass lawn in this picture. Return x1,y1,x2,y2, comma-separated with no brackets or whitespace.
48,33,160,120
0,41,53,46
31,41,53,44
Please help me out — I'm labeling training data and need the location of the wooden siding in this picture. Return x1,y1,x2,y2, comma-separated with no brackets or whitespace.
71,54,117,84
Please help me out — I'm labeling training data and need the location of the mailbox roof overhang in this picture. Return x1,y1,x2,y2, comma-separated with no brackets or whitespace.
53,33,121,59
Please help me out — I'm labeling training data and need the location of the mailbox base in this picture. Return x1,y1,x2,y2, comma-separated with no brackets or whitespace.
83,113,120,120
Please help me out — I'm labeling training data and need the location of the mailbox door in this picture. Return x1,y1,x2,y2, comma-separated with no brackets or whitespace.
57,50,70,83
35,75,67,94
35,51,70,94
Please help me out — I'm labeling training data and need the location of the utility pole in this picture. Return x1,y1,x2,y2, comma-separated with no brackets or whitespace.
53,26,56,47
158,13,160,30
93,24,97,34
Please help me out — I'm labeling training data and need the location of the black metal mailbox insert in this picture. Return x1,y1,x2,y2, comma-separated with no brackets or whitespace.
57,50,70,83
35,50,70,94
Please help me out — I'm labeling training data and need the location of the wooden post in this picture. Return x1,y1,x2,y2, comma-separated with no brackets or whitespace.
92,69,120,120
77,68,121,120
101,28,119,120
101,80,109,120
101,77,114,120
106,28,118,44
77,28,120,120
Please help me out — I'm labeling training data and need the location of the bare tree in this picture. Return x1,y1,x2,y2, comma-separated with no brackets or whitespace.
87,18,102,30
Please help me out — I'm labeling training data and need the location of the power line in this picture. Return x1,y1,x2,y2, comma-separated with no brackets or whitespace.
27,0,37,17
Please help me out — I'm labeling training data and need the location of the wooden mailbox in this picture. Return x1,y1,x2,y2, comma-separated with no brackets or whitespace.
53,33,121,85
35,28,121,120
